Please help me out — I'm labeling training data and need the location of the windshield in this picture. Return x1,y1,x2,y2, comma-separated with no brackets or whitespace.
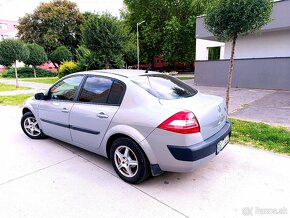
131,74,197,100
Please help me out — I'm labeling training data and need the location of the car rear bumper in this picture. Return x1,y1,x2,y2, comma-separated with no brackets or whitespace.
167,121,231,162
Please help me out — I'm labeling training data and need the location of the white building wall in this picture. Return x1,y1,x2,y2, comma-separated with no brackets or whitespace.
224,30,290,59
196,39,225,61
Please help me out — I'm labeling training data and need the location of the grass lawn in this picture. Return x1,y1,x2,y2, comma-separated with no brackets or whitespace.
178,77,194,81
0,83,30,92
230,118,290,155
0,94,33,106
21,77,59,84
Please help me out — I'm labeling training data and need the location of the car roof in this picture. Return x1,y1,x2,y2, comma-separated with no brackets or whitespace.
73,69,160,78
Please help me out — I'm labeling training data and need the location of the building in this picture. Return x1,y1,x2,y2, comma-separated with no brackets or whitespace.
195,0,290,90
0,19,18,40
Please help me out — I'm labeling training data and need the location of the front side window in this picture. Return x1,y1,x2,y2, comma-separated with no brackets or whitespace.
131,74,197,100
49,76,83,101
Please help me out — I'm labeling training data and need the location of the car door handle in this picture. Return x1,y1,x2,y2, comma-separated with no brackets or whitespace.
62,108,70,113
97,112,109,118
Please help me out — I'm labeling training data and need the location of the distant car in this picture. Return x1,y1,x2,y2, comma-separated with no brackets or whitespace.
21,70,231,184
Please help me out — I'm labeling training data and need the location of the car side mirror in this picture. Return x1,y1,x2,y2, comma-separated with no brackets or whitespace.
34,93,47,100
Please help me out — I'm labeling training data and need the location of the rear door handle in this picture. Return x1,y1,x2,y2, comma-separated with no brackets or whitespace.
62,108,70,113
97,112,109,118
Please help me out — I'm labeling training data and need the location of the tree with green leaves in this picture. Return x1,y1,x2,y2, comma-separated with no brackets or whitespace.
123,0,215,67
0,40,29,87
205,0,273,112
82,13,127,69
17,0,84,54
49,46,72,70
24,43,48,77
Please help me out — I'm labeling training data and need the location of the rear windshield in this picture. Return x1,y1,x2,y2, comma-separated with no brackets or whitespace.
131,74,197,100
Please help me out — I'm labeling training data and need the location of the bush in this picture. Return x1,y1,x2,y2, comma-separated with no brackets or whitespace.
58,61,79,78
49,46,72,67
2,67,56,78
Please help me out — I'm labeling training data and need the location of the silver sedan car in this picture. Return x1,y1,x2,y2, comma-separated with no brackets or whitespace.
21,70,231,184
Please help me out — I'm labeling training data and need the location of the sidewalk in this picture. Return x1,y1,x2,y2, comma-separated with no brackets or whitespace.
184,79,290,127
0,79,49,96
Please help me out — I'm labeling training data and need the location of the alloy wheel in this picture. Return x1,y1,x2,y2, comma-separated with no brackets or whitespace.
114,145,139,178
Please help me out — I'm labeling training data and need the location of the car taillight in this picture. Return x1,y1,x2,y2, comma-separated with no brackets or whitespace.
157,111,200,134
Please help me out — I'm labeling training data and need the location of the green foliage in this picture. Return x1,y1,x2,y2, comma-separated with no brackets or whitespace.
123,32,137,66
76,46,98,71
49,46,72,67
0,39,29,67
58,61,79,78
17,0,84,53
205,0,273,42
2,67,56,78
81,13,127,69
123,0,214,66
24,43,47,67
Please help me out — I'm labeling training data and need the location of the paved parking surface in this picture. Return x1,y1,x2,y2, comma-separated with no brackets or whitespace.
0,105,289,218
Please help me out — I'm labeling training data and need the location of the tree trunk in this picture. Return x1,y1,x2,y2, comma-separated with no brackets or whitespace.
15,61,19,88
105,55,109,69
52,62,59,71
225,35,237,114
33,66,36,78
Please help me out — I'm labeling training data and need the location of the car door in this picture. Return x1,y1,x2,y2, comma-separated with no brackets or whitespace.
38,75,84,142
69,75,126,151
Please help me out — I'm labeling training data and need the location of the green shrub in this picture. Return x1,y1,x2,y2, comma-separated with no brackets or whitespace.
2,67,56,78
58,61,79,78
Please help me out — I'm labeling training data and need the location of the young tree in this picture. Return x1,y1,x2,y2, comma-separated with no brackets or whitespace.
81,13,126,69
0,40,29,87
17,0,84,54
24,43,48,77
204,0,273,112
49,46,72,70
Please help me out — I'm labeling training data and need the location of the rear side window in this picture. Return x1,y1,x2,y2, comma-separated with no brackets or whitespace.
131,75,197,100
107,80,125,105
79,76,125,105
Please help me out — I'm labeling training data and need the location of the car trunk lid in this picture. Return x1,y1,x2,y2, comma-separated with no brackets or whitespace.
159,92,227,140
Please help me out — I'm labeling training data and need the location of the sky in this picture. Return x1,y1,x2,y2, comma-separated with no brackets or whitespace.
0,0,124,21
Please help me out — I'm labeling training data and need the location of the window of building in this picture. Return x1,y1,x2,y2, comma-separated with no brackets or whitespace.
208,47,221,60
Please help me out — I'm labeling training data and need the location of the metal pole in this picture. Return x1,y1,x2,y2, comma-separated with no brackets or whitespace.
137,23,139,70
137,21,145,70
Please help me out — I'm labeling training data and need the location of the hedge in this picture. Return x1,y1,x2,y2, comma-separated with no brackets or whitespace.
2,67,56,78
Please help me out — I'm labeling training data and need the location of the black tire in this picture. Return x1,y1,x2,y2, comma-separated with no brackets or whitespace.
21,112,46,139
110,137,151,184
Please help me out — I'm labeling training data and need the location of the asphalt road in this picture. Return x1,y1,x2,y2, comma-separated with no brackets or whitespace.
0,105,289,218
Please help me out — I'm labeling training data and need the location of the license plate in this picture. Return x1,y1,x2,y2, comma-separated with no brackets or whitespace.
216,134,229,154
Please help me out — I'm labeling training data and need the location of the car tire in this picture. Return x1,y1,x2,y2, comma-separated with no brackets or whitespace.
110,137,151,184
21,112,46,139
